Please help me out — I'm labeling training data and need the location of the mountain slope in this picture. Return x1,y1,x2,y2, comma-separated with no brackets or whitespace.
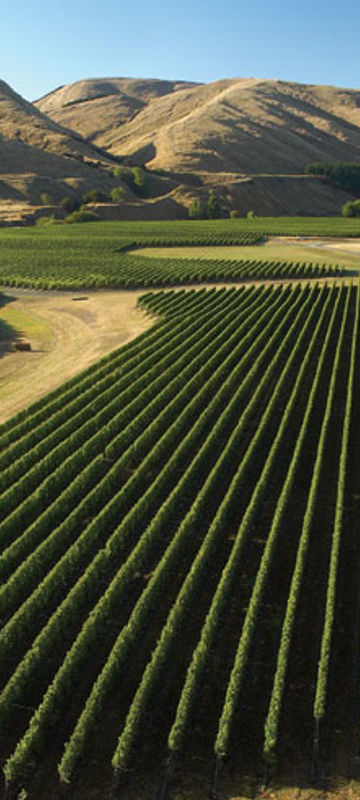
0,79,123,208
0,79,116,172
36,77,360,174
35,77,198,143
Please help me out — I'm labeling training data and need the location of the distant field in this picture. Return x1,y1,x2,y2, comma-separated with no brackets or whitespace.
118,217,360,238
0,285,359,799
0,220,356,289
3,217,359,240
137,239,360,275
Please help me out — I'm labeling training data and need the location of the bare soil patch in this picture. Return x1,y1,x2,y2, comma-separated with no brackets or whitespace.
272,236,360,257
0,288,152,423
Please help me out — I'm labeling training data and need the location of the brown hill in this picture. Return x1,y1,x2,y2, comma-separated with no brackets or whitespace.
0,79,119,205
35,78,198,143
1,76,360,218
36,77,360,174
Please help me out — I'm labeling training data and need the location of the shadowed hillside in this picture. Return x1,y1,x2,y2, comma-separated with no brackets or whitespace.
0,80,120,206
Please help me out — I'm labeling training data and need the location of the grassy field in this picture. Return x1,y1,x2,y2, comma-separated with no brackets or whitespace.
136,240,360,274
0,306,49,340
0,290,151,422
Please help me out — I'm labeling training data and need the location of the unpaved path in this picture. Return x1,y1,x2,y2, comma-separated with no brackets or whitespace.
0,288,152,423
272,236,360,255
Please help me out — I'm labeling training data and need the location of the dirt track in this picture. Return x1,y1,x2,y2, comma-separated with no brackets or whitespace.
278,237,360,255
0,288,152,423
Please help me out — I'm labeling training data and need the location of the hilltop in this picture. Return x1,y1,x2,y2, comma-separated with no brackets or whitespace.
36,77,360,174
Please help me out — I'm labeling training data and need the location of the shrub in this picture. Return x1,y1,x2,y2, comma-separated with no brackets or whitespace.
188,199,206,220
35,215,58,226
64,210,100,223
82,189,108,204
230,210,241,218
40,192,51,205
110,186,125,203
206,190,222,219
59,196,81,213
113,166,126,180
342,199,360,217
131,167,148,197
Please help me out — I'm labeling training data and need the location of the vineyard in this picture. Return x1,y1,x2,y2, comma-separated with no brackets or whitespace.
0,282,359,799
0,221,351,289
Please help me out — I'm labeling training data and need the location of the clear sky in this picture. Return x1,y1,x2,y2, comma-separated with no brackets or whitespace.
1,0,359,101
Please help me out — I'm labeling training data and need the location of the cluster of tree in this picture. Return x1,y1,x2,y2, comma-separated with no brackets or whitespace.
305,162,360,194
342,199,360,217
113,165,149,197
36,209,100,225
230,209,257,219
40,192,52,205
64,209,100,223
37,169,152,223
82,189,109,204
188,191,223,219
58,187,125,214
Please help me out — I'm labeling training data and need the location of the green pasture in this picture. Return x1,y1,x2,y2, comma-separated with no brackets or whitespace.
0,307,49,338
136,241,360,274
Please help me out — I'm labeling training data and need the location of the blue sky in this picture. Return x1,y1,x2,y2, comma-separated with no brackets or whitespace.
1,0,359,100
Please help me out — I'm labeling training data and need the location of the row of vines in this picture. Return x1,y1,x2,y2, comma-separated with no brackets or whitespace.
0,222,348,289
0,283,359,799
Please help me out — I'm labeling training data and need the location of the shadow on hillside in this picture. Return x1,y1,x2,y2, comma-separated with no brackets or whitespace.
0,293,22,358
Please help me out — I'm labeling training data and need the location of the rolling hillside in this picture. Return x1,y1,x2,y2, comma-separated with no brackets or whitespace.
35,77,198,144
1,76,360,217
0,80,118,209
36,77,360,174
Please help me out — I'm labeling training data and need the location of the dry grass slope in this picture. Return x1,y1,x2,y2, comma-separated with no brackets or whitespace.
0,79,119,206
1,76,360,215
36,78,360,174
